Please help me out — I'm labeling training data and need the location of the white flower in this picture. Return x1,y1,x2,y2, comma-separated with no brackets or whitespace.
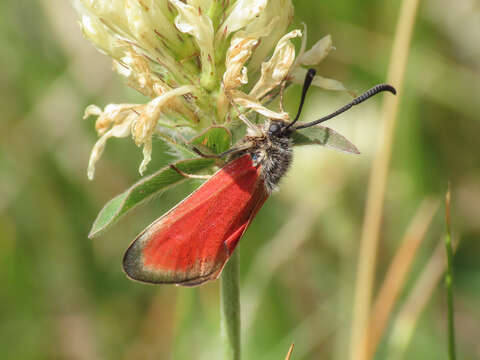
219,0,268,37
248,29,302,100
297,34,333,66
74,0,347,178
169,0,216,89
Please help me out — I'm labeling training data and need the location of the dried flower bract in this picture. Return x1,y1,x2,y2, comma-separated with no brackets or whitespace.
74,0,346,178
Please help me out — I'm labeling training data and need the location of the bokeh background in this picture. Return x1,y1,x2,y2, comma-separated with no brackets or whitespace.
1,0,479,359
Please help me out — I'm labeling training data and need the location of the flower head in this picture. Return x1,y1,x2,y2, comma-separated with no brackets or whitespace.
75,0,346,178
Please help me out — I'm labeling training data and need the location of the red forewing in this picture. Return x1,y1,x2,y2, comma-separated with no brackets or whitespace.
122,154,269,286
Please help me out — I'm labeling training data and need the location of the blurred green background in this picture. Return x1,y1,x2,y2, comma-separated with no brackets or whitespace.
1,0,479,359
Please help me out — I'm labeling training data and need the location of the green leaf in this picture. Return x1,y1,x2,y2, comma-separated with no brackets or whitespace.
156,126,198,159
189,126,232,155
89,158,215,238
157,131,197,159
292,125,360,154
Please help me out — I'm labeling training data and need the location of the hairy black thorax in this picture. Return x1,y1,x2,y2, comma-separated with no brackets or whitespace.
236,120,293,194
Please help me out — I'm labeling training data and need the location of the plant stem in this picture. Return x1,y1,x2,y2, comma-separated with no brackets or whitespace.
221,250,241,360
445,184,456,360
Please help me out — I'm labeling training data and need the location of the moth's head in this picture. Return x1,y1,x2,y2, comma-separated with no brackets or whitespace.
265,119,290,137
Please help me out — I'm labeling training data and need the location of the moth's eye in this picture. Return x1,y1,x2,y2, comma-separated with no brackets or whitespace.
269,123,281,134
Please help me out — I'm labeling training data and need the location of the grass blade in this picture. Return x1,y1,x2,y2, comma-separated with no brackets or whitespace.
445,184,456,360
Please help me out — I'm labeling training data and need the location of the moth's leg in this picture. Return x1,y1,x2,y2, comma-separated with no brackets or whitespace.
191,142,254,160
226,94,262,135
237,113,259,134
190,146,222,159
278,80,287,113
170,164,212,180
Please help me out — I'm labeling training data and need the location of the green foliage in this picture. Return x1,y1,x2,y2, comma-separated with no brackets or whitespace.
89,158,215,238
189,126,232,155
89,125,232,238
2,1,479,360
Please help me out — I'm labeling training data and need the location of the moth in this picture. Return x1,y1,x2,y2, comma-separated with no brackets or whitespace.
123,69,396,286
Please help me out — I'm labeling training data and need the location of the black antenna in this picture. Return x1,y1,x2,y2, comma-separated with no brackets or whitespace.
293,84,396,130
284,68,316,131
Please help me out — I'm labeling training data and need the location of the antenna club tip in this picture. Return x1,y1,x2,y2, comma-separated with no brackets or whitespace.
382,83,397,95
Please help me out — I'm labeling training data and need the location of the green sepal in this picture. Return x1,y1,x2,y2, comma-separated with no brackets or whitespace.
189,126,232,155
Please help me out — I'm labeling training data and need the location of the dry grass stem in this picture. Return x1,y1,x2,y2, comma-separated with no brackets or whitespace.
123,292,176,360
56,312,99,360
349,0,421,359
388,237,459,359
284,344,295,360
364,198,439,358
